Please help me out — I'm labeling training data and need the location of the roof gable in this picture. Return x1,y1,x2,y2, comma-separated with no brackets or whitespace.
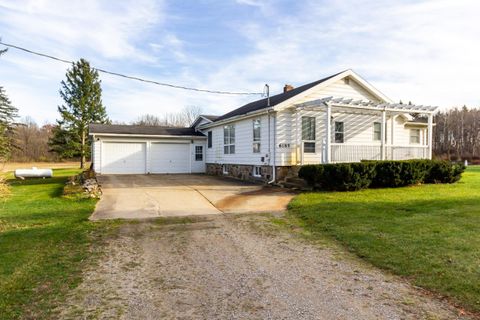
210,70,391,124
213,71,344,122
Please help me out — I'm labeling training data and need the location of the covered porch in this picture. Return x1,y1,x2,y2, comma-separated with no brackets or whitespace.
292,97,437,164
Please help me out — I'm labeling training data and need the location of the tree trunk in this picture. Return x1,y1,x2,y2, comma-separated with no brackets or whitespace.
80,128,85,169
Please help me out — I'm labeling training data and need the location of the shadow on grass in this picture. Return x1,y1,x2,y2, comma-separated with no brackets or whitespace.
289,195,480,313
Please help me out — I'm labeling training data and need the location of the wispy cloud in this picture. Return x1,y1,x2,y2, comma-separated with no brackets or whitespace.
0,0,478,124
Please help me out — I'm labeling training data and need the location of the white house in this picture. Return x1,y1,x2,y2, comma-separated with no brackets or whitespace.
89,70,437,182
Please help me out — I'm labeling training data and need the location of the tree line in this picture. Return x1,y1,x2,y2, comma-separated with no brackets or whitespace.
433,107,480,162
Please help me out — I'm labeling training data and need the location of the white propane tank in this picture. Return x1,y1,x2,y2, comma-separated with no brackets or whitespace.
14,167,53,179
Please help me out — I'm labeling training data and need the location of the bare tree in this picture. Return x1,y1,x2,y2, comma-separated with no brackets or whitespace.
434,106,480,162
11,117,57,161
132,106,203,127
133,114,165,126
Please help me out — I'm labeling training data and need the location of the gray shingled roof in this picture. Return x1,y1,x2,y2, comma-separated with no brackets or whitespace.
214,71,345,122
89,124,205,136
201,115,219,121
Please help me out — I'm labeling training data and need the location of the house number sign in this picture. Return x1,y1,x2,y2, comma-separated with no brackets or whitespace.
278,143,290,148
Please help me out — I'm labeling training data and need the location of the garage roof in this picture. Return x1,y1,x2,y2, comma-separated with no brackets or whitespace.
89,124,205,136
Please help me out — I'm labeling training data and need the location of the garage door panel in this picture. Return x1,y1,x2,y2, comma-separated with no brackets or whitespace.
150,143,190,174
102,142,146,174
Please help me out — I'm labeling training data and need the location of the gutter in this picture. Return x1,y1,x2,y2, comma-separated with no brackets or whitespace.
197,107,274,130
88,133,207,139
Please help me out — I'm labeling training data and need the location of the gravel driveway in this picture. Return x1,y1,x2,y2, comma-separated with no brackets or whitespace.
58,214,467,319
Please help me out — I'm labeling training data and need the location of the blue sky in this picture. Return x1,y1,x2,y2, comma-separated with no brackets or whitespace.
0,0,479,124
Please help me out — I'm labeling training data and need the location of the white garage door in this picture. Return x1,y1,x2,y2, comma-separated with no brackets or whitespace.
150,143,190,173
102,142,146,174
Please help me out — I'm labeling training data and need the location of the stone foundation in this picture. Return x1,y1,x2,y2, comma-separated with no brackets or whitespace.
206,163,301,184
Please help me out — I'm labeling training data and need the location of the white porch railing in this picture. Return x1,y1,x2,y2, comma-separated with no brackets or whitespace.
330,144,428,163
386,145,429,160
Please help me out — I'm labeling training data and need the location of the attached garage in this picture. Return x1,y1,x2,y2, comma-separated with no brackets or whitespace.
102,142,146,174
89,124,206,175
150,143,190,174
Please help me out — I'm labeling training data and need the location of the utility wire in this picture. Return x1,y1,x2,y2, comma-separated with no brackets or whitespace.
0,41,264,96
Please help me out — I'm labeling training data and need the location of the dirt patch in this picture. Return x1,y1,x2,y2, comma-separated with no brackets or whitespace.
56,214,471,320
214,187,294,213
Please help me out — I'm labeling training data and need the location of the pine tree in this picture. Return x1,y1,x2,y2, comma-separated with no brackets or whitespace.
49,59,109,168
0,45,19,162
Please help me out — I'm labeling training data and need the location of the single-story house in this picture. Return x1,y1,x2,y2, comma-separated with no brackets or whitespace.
89,69,437,182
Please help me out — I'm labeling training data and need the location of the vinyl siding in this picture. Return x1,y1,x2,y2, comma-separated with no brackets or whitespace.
274,78,386,165
203,77,417,167
205,114,274,166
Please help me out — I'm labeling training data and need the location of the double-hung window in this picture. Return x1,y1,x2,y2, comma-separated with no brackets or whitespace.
410,129,420,144
223,125,235,154
373,122,381,141
334,121,344,143
195,146,203,161
301,116,316,153
253,118,261,153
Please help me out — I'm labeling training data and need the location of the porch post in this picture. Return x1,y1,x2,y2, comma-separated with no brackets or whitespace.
427,113,433,159
325,103,332,163
381,109,386,160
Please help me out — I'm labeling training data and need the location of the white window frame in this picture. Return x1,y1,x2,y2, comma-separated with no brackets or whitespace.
253,166,262,177
334,121,344,143
195,145,203,161
223,125,235,154
410,128,421,144
302,116,316,153
373,122,381,141
253,118,261,153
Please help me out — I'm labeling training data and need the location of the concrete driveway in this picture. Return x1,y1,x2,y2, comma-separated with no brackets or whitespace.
90,174,294,220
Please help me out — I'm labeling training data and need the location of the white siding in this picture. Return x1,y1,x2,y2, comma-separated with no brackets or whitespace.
274,77,386,166
296,78,382,105
92,140,101,172
203,76,416,167
191,142,206,173
205,114,274,166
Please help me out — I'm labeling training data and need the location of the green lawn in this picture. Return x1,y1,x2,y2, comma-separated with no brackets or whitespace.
289,166,480,313
0,169,106,319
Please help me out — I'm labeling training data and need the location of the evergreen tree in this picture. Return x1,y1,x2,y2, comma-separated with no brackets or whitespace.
49,59,109,168
0,45,19,161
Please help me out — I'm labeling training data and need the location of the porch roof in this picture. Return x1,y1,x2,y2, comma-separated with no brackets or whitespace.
295,97,438,114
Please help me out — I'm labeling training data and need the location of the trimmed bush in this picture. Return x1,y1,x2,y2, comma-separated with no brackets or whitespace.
298,159,465,191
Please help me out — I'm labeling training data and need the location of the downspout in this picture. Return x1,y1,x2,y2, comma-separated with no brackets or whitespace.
268,112,276,184
264,84,276,184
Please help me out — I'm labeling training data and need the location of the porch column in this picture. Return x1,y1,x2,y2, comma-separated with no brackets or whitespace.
381,109,386,160
427,113,433,159
325,103,332,163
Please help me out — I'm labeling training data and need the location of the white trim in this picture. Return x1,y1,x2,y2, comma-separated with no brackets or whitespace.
274,69,392,113
253,165,262,178
89,133,206,139
198,108,273,129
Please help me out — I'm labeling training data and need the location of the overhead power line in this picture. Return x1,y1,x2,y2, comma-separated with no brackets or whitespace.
0,41,263,96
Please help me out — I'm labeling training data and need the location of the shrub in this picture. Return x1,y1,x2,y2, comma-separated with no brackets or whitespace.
298,159,464,191
426,160,465,184
372,160,430,188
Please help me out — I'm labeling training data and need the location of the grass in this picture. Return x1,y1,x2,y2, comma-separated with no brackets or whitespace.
0,169,114,319
288,166,480,313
